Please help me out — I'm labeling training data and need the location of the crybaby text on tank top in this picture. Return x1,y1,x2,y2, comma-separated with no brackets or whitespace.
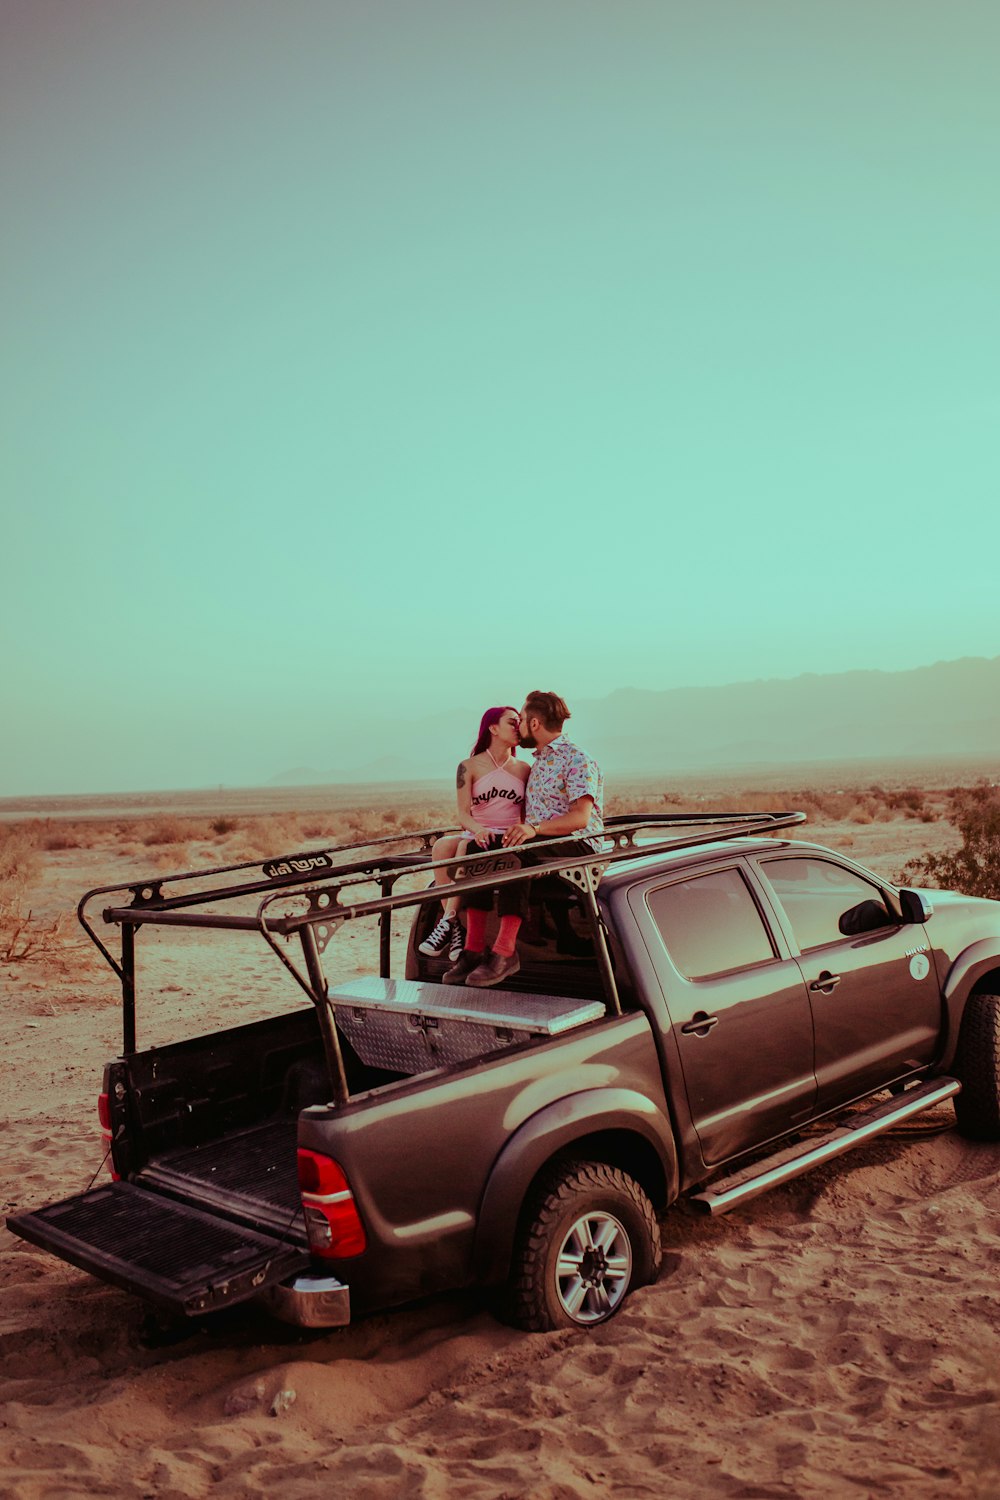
470,763,525,831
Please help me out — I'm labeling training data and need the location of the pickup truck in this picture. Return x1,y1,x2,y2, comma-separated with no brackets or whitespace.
8,812,1000,1333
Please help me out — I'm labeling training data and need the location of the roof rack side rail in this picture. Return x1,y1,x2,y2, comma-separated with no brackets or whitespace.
252,811,807,936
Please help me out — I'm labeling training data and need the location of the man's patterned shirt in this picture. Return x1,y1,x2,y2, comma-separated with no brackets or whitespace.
525,735,604,848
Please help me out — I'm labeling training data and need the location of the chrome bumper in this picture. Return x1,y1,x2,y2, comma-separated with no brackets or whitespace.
259,1273,351,1328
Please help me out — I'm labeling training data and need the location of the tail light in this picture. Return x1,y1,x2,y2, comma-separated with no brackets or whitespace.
97,1093,120,1181
297,1149,367,1258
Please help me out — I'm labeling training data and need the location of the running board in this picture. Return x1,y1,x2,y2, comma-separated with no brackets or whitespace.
690,1077,961,1216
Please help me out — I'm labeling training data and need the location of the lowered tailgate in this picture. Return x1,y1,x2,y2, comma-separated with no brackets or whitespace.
7,1182,310,1317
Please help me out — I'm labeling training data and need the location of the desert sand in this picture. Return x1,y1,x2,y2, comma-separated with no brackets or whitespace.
1,799,998,1498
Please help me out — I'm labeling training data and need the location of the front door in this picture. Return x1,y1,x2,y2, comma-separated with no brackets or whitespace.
640,864,816,1166
758,855,942,1108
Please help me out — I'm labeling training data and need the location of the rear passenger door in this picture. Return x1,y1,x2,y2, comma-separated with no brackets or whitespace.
637,863,816,1167
756,855,942,1108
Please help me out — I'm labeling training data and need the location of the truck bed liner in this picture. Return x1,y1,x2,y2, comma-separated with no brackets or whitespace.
139,1118,303,1230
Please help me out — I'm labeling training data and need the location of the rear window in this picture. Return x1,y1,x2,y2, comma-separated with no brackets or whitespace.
645,866,776,980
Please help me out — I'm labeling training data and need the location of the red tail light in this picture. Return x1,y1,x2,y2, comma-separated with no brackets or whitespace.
297,1149,367,1258
97,1093,119,1181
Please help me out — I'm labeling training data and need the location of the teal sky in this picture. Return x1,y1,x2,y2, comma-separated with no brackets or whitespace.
3,2,999,794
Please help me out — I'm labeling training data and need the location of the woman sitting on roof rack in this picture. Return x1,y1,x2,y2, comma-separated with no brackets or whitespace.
418,706,529,965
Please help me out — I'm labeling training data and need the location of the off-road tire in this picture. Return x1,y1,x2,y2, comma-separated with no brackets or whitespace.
505,1160,661,1332
952,992,1000,1140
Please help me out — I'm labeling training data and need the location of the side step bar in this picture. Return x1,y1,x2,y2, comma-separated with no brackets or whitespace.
690,1077,961,1217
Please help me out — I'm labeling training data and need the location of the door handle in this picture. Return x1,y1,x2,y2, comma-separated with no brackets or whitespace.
681,1012,719,1036
809,972,841,994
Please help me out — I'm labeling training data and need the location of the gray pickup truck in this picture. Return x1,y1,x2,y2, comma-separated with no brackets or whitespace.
9,812,1000,1332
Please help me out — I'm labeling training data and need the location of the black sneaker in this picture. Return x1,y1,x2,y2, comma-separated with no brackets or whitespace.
419,915,455,958
448,923,465,963
442,950,482,986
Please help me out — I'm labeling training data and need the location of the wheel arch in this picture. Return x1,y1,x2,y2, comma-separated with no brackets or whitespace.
941,941,1000,1069
472,1089,678,1286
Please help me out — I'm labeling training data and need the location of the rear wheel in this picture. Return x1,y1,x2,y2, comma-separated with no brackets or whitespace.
505,1160,661,1332
953,992,1000,1140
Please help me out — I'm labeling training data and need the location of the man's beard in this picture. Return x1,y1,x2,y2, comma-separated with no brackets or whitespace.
519,732,536,749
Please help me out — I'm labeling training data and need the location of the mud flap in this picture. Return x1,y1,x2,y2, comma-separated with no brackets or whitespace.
7,1181,311,1317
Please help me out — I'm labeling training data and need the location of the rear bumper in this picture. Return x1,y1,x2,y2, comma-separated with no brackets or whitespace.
258,1272,351,1328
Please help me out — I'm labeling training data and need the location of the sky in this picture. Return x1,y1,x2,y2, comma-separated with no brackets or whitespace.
2,1,999,795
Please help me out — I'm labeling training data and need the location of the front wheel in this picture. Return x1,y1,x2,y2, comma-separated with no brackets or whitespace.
953,992,1000,1140
505,1160,661,1332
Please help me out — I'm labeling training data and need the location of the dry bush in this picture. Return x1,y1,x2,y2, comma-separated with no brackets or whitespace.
210,816,239,836
898,781,1000,899
0,824,65,963
0,824,42,886
871,785,926,817
41,828,82,851
140,817,191,847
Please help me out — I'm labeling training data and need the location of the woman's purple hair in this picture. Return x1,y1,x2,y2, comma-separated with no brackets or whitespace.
471,706,518,757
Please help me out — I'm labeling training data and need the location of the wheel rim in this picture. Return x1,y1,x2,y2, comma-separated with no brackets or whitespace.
553,1210,632,1324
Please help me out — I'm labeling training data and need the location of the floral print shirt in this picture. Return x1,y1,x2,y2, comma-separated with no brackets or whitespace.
525,736,605,848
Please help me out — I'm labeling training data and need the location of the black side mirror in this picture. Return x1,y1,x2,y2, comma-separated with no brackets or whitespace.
839,899,892,936
899,888,933,924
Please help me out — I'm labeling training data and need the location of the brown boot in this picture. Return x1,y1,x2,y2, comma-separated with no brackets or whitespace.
464,950,520,988
442,950,481,986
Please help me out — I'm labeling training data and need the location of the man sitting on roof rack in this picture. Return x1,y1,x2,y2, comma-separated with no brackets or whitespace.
444,691,604,989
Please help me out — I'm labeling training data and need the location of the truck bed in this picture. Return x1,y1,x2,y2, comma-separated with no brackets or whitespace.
139,1118,303,1230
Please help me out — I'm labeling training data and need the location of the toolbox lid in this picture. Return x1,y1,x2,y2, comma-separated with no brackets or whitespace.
328,975,605,1035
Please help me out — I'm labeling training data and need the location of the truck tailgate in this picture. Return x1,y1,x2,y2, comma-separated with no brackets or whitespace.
7,1182,310,1317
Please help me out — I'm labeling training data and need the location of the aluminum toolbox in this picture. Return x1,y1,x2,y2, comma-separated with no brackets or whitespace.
329,975,605,1074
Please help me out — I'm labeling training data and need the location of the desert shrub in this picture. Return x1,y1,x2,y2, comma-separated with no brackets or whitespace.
899,781,1000,899
42,831,81,850
140,817,190,846
210,817,239,836
0,825,41,886
0,824,64,962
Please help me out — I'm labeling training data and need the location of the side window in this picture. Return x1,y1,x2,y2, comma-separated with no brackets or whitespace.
762,857,894,952
645,867,776,981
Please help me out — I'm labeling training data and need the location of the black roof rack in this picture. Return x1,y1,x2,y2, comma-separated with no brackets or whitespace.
79,810,806,1095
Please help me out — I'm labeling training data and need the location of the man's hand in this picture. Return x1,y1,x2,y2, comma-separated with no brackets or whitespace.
502,823,537,847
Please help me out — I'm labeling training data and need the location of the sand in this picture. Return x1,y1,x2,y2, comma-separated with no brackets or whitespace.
1,815,998,1498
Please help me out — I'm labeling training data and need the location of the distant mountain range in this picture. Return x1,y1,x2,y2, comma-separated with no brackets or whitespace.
268,656,1000,786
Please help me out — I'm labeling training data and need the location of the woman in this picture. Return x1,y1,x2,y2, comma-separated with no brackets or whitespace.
418,706,530,961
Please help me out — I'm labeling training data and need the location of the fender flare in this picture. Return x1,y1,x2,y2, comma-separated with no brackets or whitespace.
941,940,1000,1070
472,1088,678,1285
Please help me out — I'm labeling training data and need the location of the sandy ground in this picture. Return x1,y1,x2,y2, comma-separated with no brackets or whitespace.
1,815,998,1498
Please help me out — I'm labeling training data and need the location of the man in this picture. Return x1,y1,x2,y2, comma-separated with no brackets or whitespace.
504,690,604,852
444,691,604,987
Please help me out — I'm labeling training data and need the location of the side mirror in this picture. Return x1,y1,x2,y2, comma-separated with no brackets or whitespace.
899,888,933,924
839,899,892,936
